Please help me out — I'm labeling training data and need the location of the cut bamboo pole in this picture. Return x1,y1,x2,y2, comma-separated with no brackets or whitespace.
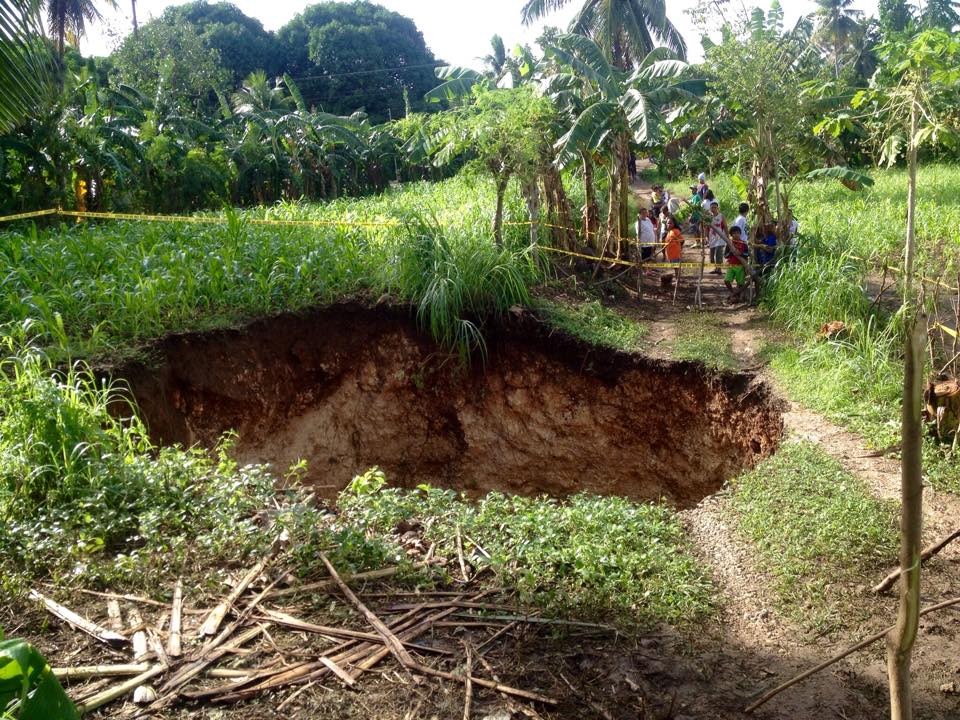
105,600,122,633
75,664,167,715
129,608,148,662
168,578,183,657
28,589,128,649
53,664,151,681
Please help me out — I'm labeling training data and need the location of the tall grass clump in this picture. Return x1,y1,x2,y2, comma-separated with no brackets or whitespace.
397,214,538,358
762,243,873,336
0,175,532,359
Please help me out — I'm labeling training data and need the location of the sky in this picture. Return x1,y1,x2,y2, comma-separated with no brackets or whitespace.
82,0,880,65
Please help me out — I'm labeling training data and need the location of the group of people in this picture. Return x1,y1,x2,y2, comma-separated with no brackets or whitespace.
634,173,785,303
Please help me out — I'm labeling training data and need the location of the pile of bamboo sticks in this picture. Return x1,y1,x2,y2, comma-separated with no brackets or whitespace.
32,536,565,717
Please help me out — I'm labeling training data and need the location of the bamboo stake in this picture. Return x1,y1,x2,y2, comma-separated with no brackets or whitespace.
28,590,128,649
745,595,960,713
75,664,167,715
128,608,148,661
168,578,183,657
318,552,416,668
874,528,960,594
106,600,122,633
463,643,474,720
53,664,151,680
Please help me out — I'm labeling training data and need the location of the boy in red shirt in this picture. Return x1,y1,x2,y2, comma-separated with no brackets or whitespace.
724,225,748,302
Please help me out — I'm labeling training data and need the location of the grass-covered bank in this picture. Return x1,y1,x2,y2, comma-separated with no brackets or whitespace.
0,176,538,360
727,441,898,633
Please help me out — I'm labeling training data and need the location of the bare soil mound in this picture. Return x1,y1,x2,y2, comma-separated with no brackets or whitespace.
113,303,784,506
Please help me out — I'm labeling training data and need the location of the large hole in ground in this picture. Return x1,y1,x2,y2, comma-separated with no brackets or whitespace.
112,304,785,508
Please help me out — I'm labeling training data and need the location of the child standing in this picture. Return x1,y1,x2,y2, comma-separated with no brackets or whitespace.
662,216,683,283
635,208,656,264
733,202,750,243
724,225,748,302
706,201,727,275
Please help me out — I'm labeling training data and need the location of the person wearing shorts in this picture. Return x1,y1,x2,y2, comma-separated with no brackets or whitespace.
724,226,748,302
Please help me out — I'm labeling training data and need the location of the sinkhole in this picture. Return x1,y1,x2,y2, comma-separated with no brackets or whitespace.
112,304,785,508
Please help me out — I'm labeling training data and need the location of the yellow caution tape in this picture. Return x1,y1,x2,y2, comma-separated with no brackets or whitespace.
59,210,402,228
0,208,59,223
537,245,725,270
935,323,958,339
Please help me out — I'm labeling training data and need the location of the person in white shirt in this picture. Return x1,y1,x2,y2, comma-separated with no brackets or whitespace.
733,202,750,249
706,201,728,274
635,208,656,263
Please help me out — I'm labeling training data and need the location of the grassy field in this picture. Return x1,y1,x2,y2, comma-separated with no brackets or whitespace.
0,176,536,360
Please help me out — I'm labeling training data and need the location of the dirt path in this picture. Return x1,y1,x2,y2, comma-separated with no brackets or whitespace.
679,301,960,719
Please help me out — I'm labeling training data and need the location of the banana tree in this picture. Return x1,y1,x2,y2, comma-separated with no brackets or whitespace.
544,33,700,254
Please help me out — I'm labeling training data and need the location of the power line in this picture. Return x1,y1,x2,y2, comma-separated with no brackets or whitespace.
288,61,446,83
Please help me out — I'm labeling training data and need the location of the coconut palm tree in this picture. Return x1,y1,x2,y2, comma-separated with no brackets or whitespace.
813,0,864,77
46,0,104,57
0,0,50,131
521,0,686,68
231,71,294,116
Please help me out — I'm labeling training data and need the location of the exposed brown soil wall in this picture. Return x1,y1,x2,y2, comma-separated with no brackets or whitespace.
113,304,784,507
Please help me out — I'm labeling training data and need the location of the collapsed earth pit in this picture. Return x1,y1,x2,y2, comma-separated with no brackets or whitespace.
115,304,784,508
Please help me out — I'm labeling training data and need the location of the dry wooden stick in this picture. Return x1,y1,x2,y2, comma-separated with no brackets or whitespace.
198,541,282,638
874,528,960,593
266,566,401,599
318,552,416,668
28,590,128,649
463,642,474,720
745,595,960,713
129,608,148,662
75,664,167,714
276,680,318,712
319,656,356,688
53,664,151,680
106,600,123,633
168,578,183,657
455,525,470,581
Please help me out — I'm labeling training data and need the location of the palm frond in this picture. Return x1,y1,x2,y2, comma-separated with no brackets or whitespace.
0,0,50,132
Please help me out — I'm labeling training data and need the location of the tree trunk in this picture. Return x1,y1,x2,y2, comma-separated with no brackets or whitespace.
618,132,630,252
523,177,540,247
132,0,139,34
543,165,575,250
886,98,923,720
605,164,620,258
581,150,600,250
493,174,509,247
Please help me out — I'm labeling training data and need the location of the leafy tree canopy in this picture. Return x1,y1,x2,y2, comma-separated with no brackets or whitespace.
157,1,280,84
276,1,441,122
111,15,229,112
